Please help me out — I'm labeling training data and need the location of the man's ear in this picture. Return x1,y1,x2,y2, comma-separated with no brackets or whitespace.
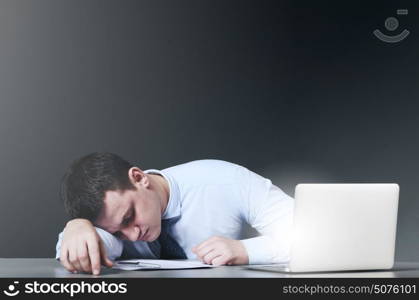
128,167,149,188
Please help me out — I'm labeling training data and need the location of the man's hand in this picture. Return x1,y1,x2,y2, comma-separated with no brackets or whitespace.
192,236,249,266
59,218,113,275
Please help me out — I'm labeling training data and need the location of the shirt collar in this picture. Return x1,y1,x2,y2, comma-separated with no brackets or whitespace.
144,168,181,220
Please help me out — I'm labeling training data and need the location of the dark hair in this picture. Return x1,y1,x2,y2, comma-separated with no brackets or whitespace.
61,152,135,221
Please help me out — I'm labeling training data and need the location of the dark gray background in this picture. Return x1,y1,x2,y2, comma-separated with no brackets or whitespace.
0,0,418,260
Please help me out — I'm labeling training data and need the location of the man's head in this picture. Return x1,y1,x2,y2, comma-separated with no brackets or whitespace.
61,152,169,242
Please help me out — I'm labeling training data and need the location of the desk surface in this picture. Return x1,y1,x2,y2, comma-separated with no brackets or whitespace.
0,259,418,278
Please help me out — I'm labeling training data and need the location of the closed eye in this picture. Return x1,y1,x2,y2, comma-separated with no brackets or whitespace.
122,208,135,226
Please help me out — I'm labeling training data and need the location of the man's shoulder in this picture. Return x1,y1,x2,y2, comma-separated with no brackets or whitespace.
163,159,247,174
163,159,249,186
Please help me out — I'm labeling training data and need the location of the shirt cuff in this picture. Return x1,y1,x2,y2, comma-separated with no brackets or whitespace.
241,236,290,265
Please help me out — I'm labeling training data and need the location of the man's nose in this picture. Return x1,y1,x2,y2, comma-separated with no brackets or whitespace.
121,226,140,241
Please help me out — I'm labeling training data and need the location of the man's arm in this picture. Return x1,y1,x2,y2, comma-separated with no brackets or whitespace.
193,166,294,266
239,168,294,264
56,223,159,264
55,219,123,274
55,226,123,261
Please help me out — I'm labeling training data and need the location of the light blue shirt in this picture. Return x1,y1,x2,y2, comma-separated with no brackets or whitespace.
56,159,294,264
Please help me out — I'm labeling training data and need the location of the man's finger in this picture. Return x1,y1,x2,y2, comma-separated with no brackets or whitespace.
193,236,217,253
211,255,228,266
69,248,82,272
60,246,75,273
99,239,113,267
77,242,92,273
87,239,101,275
203,249,221,265
195,244,215,260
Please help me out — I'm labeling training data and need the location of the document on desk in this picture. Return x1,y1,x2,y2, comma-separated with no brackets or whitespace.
113,259,215,271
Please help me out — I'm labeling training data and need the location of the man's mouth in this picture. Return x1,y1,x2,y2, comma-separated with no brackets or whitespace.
143,229,150,240
138,228,149,240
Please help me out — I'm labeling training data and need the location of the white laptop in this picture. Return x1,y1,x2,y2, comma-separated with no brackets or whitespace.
248,183,399,273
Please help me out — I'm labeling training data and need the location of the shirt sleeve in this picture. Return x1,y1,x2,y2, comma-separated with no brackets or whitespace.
55,226,124,261
238,167,294,264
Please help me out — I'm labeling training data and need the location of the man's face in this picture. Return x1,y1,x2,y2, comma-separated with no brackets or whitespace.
95,182,162,242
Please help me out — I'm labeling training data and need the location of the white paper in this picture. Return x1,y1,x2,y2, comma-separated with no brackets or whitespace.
112,259,215,271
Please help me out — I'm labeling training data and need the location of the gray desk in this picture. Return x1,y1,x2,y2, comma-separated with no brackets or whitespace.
0,259,418,278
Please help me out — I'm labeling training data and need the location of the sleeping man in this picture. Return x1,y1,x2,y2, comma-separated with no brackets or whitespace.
55,152,294,275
